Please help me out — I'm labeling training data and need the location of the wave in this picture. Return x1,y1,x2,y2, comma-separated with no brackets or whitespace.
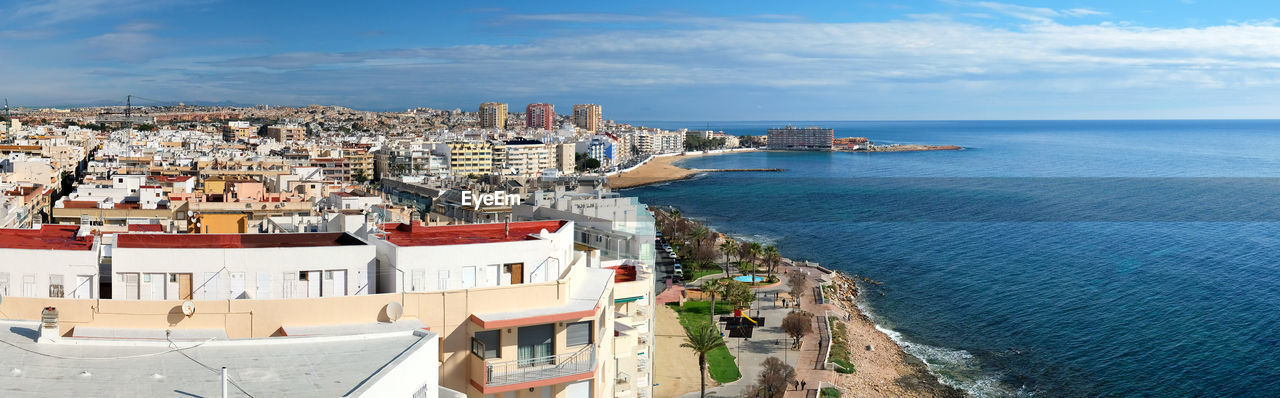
853,292,1025,397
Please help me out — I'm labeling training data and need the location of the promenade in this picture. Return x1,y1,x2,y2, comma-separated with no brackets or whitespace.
678,263,836,398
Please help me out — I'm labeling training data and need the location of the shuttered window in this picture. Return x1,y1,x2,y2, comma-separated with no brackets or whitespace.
566,321,592,346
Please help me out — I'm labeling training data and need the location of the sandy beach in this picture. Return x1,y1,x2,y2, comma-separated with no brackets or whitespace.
610,151,747,189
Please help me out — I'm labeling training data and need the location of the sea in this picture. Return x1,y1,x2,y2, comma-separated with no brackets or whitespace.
621,120,1280,397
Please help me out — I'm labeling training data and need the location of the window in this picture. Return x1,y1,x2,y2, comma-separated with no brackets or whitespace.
0,272,8,296
566,321,593,346
49,275,64,298
299,271,309,281
472,330,501,359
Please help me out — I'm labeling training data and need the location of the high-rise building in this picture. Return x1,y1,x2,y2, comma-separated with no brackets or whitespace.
479,102,507,129
265,124,306,143
572,104,602,132
766,126,834,151
526,103,555,130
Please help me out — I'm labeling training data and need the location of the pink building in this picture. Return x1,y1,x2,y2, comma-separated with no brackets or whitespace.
526,103,555,130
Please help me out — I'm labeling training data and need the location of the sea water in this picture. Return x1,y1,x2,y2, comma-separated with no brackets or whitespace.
624,120,1280,396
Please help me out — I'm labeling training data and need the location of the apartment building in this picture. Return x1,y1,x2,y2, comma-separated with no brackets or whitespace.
110,231,376,300
572,104,602,132
222,121,256,142
265,124,306,143
435,141,493,176
766,126,835,150
493,138,553,177
0,225,99,299
554,143,575,173
526,103,556,130
480,102,508,129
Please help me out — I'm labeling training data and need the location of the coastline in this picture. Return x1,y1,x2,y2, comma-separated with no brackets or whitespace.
651,205,967,397
609,151,741,189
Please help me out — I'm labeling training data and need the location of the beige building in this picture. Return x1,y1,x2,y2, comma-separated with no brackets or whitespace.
493,139,553,178
0,219,657,398
222,121,256,142
479,102,508,130
572,104,602,132
265,124,306,143
554,143,575,173
436,141,493,176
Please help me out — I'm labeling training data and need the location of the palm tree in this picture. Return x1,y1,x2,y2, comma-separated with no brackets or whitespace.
689,225,710,265
681,323,727,398
747,242,763,281
718,239,738,278
702,278,725,324
763,245,781,282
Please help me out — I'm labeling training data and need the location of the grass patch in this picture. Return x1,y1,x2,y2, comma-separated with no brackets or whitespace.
670,300,741,383
828,317,855,374
687,266,725,282
821,386,842,398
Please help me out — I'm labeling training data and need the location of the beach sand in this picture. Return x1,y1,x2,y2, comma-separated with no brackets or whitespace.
610,151,744,189
653,304,706,397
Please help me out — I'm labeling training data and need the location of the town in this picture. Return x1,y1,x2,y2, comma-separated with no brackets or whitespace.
0,101,859,398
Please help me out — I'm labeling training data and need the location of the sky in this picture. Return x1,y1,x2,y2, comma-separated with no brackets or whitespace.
4,0,1280,120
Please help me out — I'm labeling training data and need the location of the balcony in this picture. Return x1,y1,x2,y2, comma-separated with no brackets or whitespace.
484,345,596,388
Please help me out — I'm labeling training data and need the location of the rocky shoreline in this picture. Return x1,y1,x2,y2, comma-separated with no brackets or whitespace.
822,272,968,397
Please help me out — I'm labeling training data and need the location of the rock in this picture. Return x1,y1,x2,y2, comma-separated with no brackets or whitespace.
866,344,874,351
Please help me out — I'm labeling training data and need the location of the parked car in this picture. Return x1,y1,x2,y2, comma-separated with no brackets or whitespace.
672,263,684,278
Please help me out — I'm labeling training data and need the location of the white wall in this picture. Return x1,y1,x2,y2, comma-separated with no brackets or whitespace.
375,222,576,293
0,248,100,298
350,330,441,398
111,243,376,300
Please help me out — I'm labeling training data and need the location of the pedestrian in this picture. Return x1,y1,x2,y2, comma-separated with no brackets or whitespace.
793,380,800,390
801,380,807,390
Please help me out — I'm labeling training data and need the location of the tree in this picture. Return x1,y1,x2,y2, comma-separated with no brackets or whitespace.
134,123,157,131
743,357,796,398
722,280,755,310
576,157,601,171
702,278,725,324
718,239,738,278
745,242,763,281
681,323,727,398
781,311,813,346
352,168,369,183
763,245,781,281
787,270,810,306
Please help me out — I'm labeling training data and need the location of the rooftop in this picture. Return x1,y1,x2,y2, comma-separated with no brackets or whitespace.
116,232,366,249
380,220,567,247
0,225,94,250
0,320,436,398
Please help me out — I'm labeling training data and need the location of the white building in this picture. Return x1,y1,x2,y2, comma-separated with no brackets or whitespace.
111,232,376,300
0,225,100,298
373,220,577,293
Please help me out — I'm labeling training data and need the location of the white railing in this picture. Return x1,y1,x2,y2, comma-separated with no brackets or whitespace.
485,345,595,387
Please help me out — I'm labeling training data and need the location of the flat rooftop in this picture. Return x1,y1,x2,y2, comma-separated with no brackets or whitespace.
380,220,567,247
0,320,435,397
0,225,94,251
116,232,366,249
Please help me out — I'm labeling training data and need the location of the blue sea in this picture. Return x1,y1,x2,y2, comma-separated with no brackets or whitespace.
623,120,1280,397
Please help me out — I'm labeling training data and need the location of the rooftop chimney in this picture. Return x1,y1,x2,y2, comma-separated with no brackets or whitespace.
38,307,60,343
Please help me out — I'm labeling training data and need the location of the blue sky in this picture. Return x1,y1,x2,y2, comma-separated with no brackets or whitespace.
4,0,1280,120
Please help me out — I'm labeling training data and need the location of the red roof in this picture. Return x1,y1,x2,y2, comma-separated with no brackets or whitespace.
127,224,164,232
117,232,366,249
149,175,193,183
0,225,94,251
380,220,567,247
607,264,638,283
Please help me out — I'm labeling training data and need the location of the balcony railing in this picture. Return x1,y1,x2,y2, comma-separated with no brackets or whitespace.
485,345,596,387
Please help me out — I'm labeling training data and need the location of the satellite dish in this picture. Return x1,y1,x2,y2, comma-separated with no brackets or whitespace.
385,301,403,322
181,301,195,316
187,210,194,217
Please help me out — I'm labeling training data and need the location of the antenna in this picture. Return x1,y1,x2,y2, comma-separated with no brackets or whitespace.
385,301,403,322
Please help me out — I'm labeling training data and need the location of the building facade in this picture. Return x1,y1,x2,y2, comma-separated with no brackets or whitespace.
526,103,555,130
766,126,834,151
572,104,602,132
479,102,508,130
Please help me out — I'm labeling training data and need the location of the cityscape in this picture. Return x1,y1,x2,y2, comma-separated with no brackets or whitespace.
6,1,1280,398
